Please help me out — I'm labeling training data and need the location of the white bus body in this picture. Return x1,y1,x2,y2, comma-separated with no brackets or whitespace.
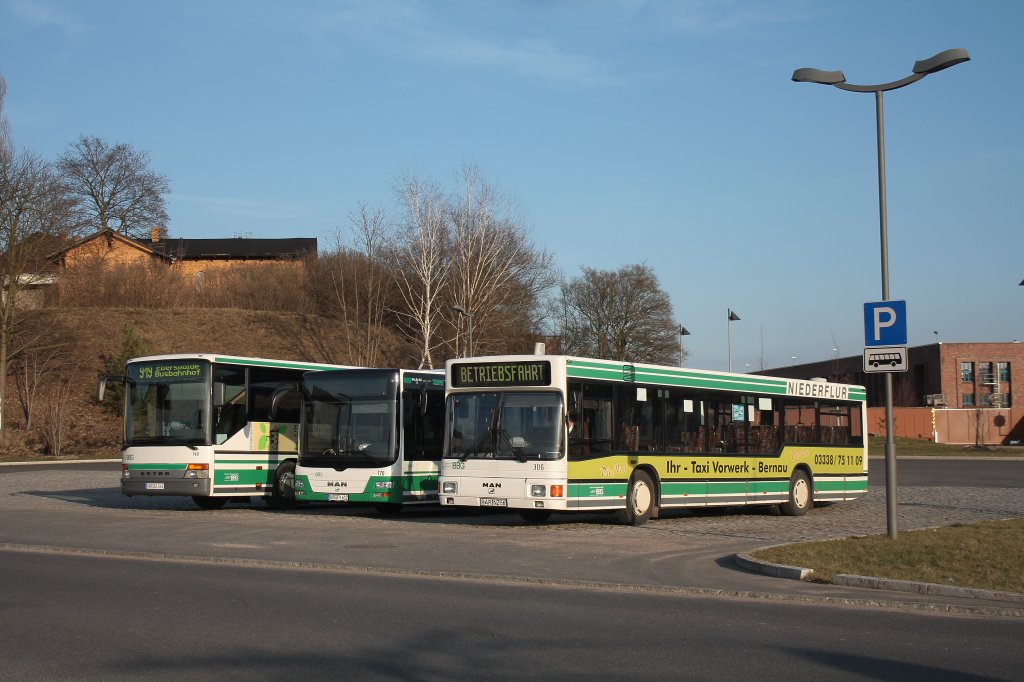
293,368,445,510
100,354,351,509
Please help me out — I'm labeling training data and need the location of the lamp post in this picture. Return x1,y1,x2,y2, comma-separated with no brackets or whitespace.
727,309,740,372
452,305,473,357
793,48,970,540
678,325,690,367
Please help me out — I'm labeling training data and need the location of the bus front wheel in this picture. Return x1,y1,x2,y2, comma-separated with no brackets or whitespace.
267,460,298,510
192,496,227,510
616,470,657,526
780,470,812,516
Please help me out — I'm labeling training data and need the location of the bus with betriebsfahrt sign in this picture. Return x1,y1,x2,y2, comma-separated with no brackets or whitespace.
439,352,867,524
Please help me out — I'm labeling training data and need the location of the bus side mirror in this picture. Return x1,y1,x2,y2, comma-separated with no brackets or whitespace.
97,374,130,402
268,382,301,421
419,388,429,415
213,381,226,408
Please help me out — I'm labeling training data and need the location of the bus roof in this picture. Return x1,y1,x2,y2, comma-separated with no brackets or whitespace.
127,354,356,373
446,354,867,402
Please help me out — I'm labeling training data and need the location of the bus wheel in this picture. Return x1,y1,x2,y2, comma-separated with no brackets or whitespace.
616,470,656,526
780,470,812,516
519,509,552,524
268,460,298,510
192,496,227,509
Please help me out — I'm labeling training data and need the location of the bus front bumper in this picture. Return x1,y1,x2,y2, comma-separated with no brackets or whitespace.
121,478,213,497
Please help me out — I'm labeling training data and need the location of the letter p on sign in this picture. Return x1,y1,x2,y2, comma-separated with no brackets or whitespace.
864,300,907,347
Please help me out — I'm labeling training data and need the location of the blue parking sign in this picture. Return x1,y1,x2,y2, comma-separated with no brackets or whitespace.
864,301,907,347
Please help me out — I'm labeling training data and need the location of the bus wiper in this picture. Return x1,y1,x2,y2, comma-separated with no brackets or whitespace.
459,429,494,462
497,429,528,463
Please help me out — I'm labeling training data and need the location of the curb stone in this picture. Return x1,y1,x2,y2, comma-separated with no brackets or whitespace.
736,551,1024,603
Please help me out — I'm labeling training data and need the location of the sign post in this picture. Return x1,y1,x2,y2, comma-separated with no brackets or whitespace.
864,300,907,539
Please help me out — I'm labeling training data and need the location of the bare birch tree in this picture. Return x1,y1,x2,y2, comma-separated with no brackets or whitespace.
448,164,555,357
390,172,450,369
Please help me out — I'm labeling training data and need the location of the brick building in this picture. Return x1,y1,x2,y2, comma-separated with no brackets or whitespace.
49,228,316,273
761,342,1023,410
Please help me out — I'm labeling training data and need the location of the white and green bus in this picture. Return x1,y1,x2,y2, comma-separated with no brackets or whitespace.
285,368,446,511
99,354,352,510
439,353,867,524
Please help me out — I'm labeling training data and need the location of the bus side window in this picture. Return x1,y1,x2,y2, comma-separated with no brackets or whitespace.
213,366,246,444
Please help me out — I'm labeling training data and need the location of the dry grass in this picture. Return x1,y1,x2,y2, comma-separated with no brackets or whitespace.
754,518,1024,593
869,436,1024,458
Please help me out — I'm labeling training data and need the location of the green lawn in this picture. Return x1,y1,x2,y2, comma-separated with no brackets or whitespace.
753,518,1024,594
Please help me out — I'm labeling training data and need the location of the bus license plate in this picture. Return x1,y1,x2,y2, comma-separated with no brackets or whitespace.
479,498,507,507
145,482,165,490
328,494,349,502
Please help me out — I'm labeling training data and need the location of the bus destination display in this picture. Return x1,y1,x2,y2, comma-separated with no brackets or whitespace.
451,361,551,388
130,362,206,382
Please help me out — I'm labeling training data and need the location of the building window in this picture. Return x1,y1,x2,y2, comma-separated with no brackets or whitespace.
998,362,1011,383
979,362,994,384
960,362,974,383
961,393,974,407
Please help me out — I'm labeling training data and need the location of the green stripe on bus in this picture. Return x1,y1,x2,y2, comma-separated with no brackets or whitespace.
565,359,866,400
213,356,341,371
706,481,750,495
567,482,628,498
661,481,710,496
125,463,189,470
215,469,274,485
746,480,789,494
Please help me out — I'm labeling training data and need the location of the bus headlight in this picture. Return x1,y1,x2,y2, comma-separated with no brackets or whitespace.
442,481,458,494
530,484,546,497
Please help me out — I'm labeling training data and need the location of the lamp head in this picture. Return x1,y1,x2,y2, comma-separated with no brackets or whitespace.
913,48,970,75
792,68,846,85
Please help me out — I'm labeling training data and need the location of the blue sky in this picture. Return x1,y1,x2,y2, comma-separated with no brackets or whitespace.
2,0,1021,371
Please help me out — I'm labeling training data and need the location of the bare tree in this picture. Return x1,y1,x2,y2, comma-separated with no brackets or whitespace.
57,135,170,240
447,164,555,357
0,74,10,164
40,376,74,457
554,263,679,364
390,172,450,369
1,147,76,441
11,341,67,430
307,204,394,366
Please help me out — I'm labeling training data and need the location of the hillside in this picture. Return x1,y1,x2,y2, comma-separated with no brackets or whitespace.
2,308,352,461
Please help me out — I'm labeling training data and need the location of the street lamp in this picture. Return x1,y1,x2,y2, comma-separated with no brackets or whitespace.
677,325,690,367
793,48,970,540
452,305,473,357
727,309,740,372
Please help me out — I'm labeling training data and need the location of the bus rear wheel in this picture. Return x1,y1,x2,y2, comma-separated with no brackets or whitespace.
267,460,298,510
780,470,812,516
616,470,657,526
192,496,227,509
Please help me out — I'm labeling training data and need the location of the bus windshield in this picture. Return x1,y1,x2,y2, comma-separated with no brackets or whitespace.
301,371,399,467
445,391,564,461
125,360,210,446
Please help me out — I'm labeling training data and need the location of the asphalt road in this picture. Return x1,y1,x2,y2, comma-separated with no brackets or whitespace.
3,549,1022,681
1,458,1023,679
